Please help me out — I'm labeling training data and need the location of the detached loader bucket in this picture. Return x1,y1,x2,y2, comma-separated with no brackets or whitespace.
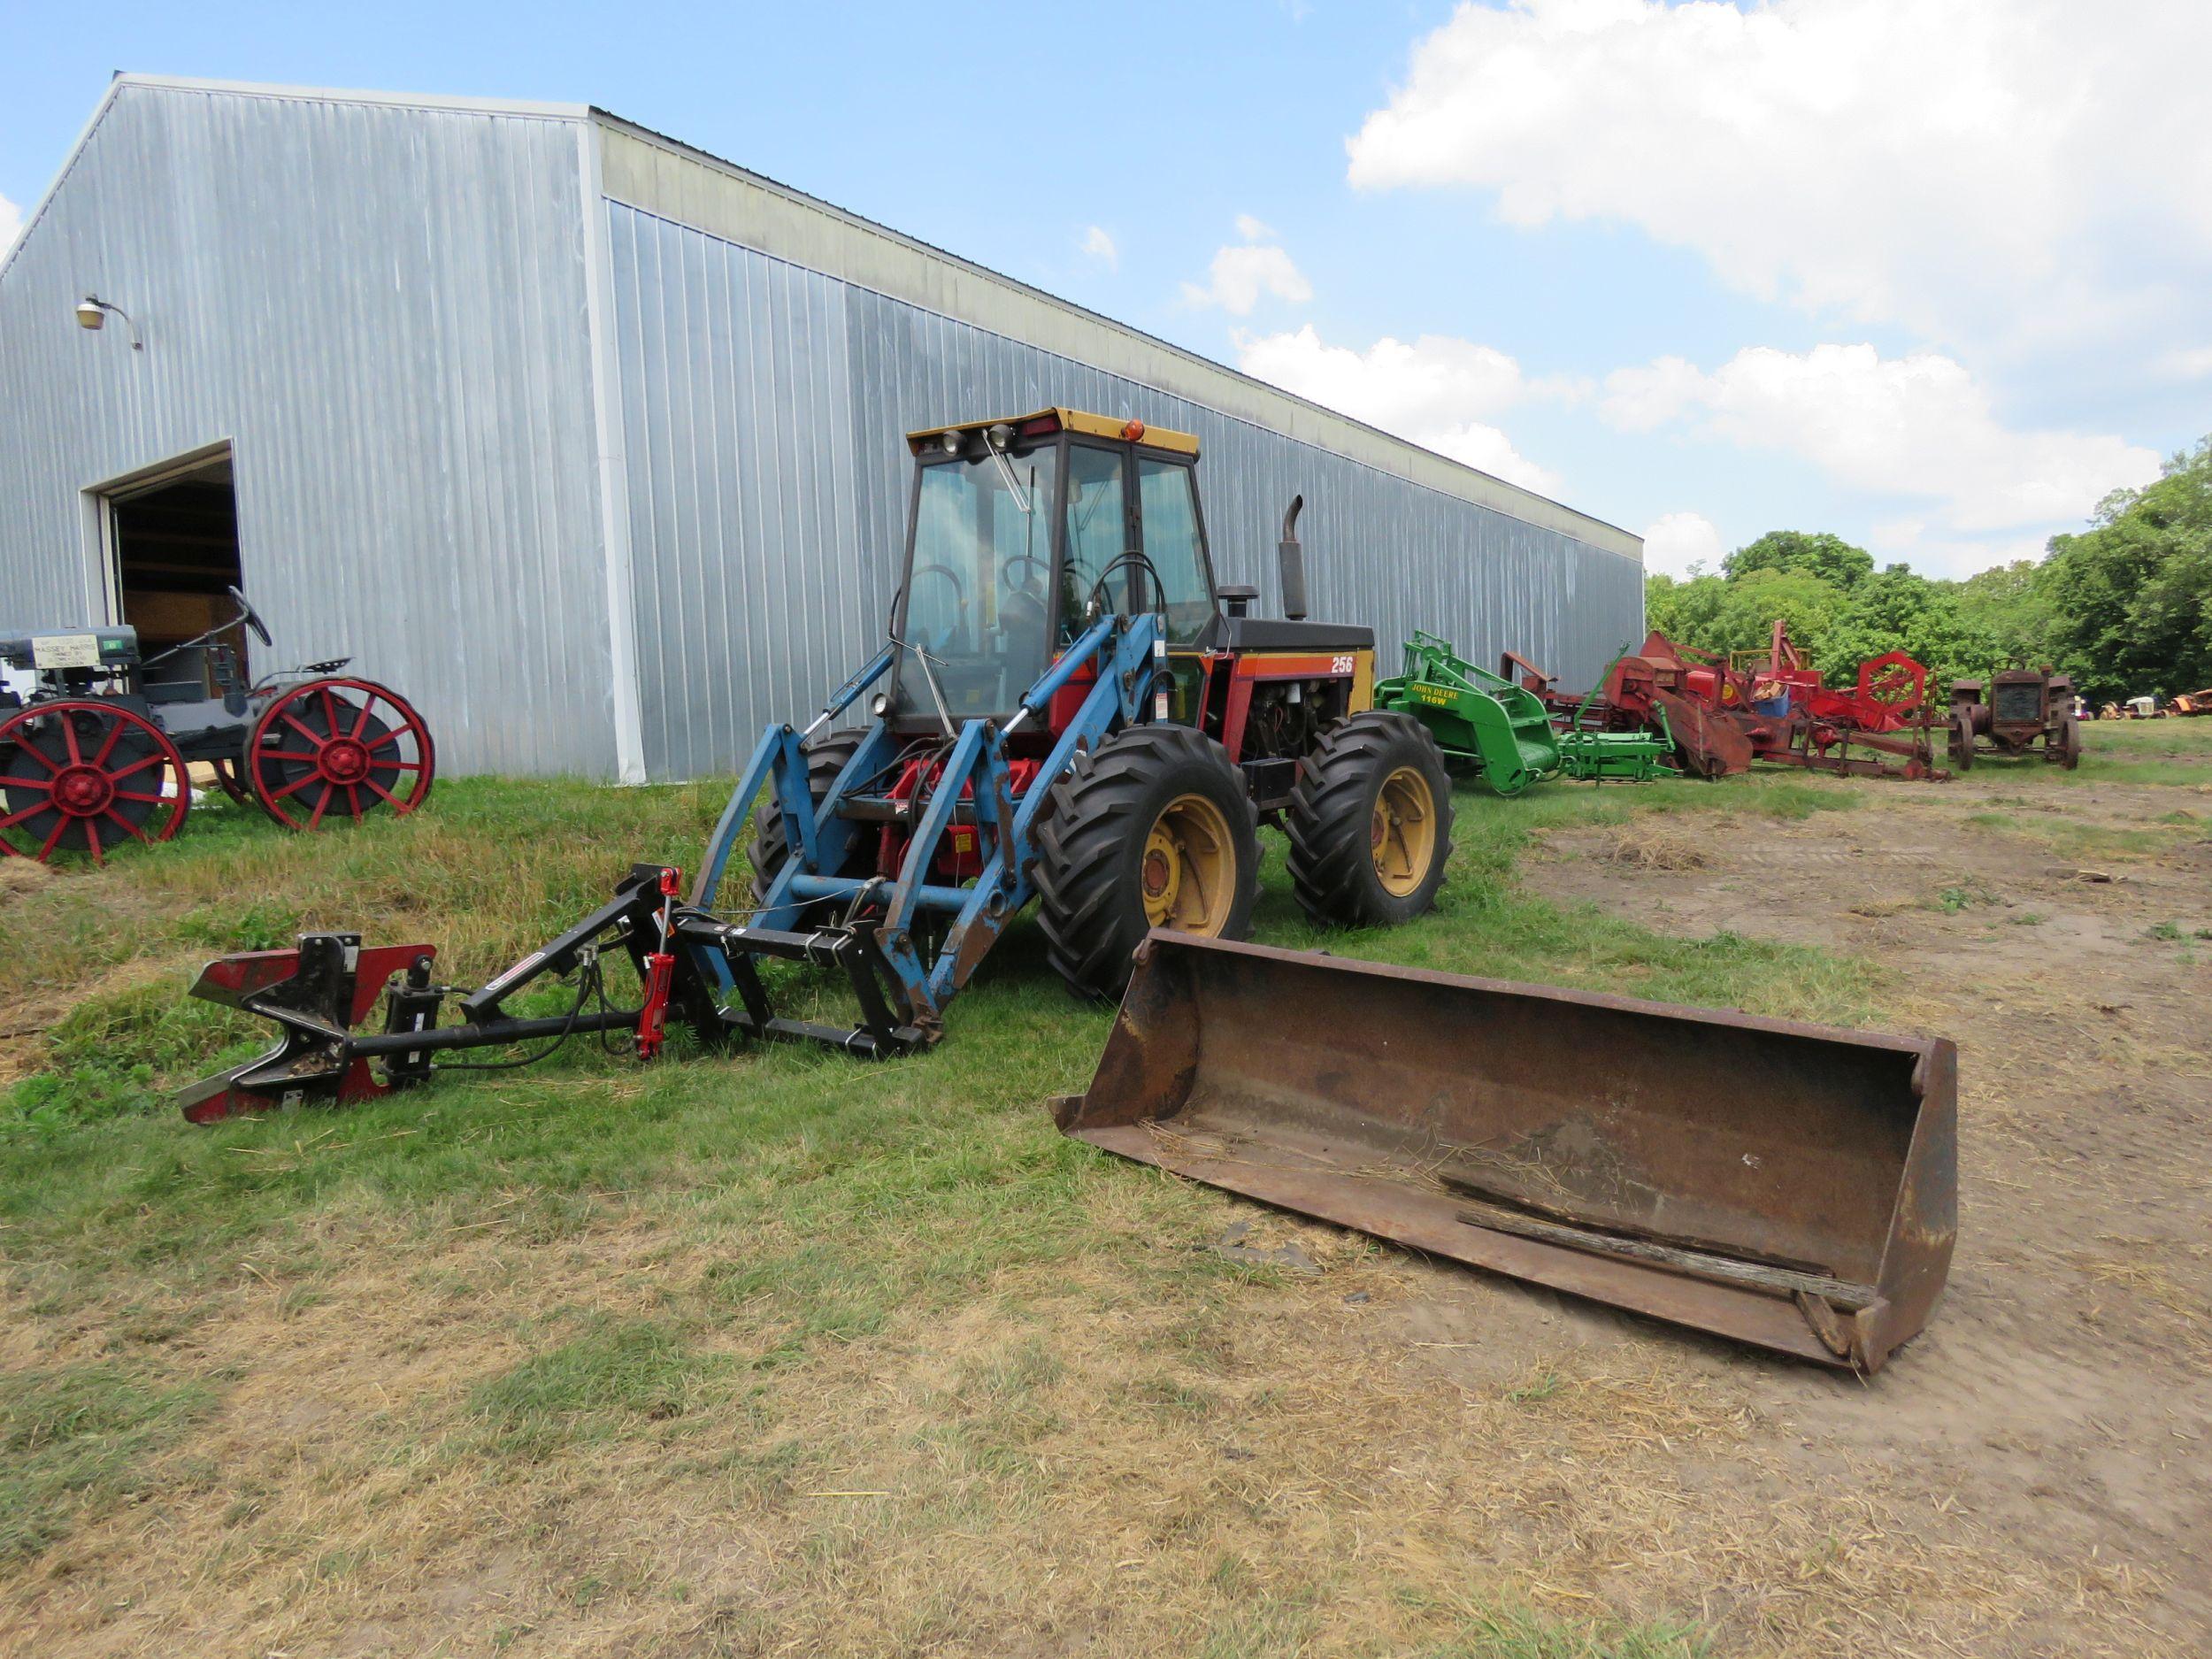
1055,933,1955,1373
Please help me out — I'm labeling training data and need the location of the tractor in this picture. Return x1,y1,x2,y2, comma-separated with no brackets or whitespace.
1947,664,2079,770
177,410,1455,1121
2,588,436,863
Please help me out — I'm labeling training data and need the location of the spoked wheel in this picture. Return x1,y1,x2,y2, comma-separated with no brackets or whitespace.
0,701,189,864
246,677,435,831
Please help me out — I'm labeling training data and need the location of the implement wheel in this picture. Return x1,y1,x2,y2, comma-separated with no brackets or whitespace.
1287,711,1453,928
0,700,188,865
749,727,873,917
247,678,435,831
1034,723,1258,1000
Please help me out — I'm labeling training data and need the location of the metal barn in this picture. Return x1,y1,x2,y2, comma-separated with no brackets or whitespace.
0,75,1643,782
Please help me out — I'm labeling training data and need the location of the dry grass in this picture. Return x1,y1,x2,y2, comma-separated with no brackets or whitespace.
1601,827,1709,872
5,1192,2168,1659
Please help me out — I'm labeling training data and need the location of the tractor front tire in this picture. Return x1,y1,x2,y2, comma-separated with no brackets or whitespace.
1033,724,1259,1001
750,728,872,909
1287,711,1453,928
1948,712,1975,772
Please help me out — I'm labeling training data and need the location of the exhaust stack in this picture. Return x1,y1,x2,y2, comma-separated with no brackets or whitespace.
1278,495,1308,619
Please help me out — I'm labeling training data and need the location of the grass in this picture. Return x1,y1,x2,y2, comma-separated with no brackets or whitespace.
0,737,2181,1654
0,1360,216,1561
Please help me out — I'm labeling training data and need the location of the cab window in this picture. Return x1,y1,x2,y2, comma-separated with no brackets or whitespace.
1137,457,1216,644
1058,444,1129,643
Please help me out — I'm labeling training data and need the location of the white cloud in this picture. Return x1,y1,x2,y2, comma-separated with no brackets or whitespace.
2157,346,2212,381
1079,225,1118,268
1234,323,1563,495
1601,342,2161,571
1233,213,1279,243
0,193,21,256
1640,511,1724,579
1182,242,1312,316
1346,0,2212,354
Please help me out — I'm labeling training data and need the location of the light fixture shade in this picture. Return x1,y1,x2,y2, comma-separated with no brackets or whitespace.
75,299,105,331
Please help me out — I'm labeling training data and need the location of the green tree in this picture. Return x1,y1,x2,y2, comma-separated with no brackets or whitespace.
1947,560,2057,670
1821,565,1995,688
1724,531,1875,591
2042,437,2212,703
1708,569,1845,664
1643,572,1728,652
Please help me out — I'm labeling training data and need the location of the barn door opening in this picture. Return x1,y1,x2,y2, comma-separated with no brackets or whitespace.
98,448,243,690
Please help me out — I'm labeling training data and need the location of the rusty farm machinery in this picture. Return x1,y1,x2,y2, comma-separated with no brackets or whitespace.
1947,664,2081,770
1501,624,1947,783
2,588,435,863
1056,933,1955,1374
165,411,1957,1373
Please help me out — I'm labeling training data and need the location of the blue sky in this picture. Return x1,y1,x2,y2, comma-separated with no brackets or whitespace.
4,0,2206,579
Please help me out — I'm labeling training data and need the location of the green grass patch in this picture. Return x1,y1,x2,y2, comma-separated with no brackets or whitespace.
1422,1605,1709,1658
468,1316,728,1456
0,1361,216,1561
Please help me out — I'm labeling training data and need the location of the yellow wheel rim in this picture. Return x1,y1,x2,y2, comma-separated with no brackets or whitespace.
1140,793,1238,933
1371,765,1437,898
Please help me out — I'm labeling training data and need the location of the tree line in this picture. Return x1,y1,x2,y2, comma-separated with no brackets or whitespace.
1644,434,2212,704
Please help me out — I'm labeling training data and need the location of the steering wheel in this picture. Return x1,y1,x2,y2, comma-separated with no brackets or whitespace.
1001,551,1048,596
227,585,274,648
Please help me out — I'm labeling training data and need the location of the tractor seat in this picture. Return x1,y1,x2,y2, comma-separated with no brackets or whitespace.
1194,614,1374,653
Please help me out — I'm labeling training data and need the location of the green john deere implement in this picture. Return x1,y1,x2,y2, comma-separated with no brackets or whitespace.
1374,632,1671,795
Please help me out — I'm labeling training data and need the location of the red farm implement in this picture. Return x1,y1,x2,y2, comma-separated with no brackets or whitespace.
1507,625,1947,783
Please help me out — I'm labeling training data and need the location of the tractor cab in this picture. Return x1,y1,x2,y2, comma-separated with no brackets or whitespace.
893,410,1374,809
892,410,1217,731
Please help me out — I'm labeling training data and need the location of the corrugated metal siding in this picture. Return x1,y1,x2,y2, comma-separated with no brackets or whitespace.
0,84,617,776
609,203,1643,781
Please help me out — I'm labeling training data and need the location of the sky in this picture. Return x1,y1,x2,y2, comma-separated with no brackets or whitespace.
2,0,2207,580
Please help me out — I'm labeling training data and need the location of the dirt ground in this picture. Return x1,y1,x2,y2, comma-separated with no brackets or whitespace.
1440,767,2212,1652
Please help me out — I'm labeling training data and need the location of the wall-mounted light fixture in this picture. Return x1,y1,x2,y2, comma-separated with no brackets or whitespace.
74,294,142,350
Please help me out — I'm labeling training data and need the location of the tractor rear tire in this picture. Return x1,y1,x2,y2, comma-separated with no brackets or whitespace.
1033,723,1259,1001
1286,711,1453,928
749,728,872,910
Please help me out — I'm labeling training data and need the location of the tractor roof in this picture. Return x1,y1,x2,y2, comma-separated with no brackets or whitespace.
904,408,1200,457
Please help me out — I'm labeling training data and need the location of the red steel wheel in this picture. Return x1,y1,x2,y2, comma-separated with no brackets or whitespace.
245,678,436,831
0,700,190,865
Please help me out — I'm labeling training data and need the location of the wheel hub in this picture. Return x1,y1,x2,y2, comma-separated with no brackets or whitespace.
53,764,115,816
319,737,372,784
1142,847,1172,898
1141,794,1235,933
1371,766,1438,898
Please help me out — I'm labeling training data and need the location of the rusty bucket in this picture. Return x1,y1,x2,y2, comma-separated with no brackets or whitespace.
1055,933,1956,1373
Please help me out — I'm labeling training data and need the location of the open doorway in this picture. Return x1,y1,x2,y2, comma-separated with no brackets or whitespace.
100,449,243,690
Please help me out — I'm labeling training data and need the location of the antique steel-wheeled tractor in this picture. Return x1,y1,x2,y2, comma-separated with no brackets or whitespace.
1947,664,2079,771
1,588,435,863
